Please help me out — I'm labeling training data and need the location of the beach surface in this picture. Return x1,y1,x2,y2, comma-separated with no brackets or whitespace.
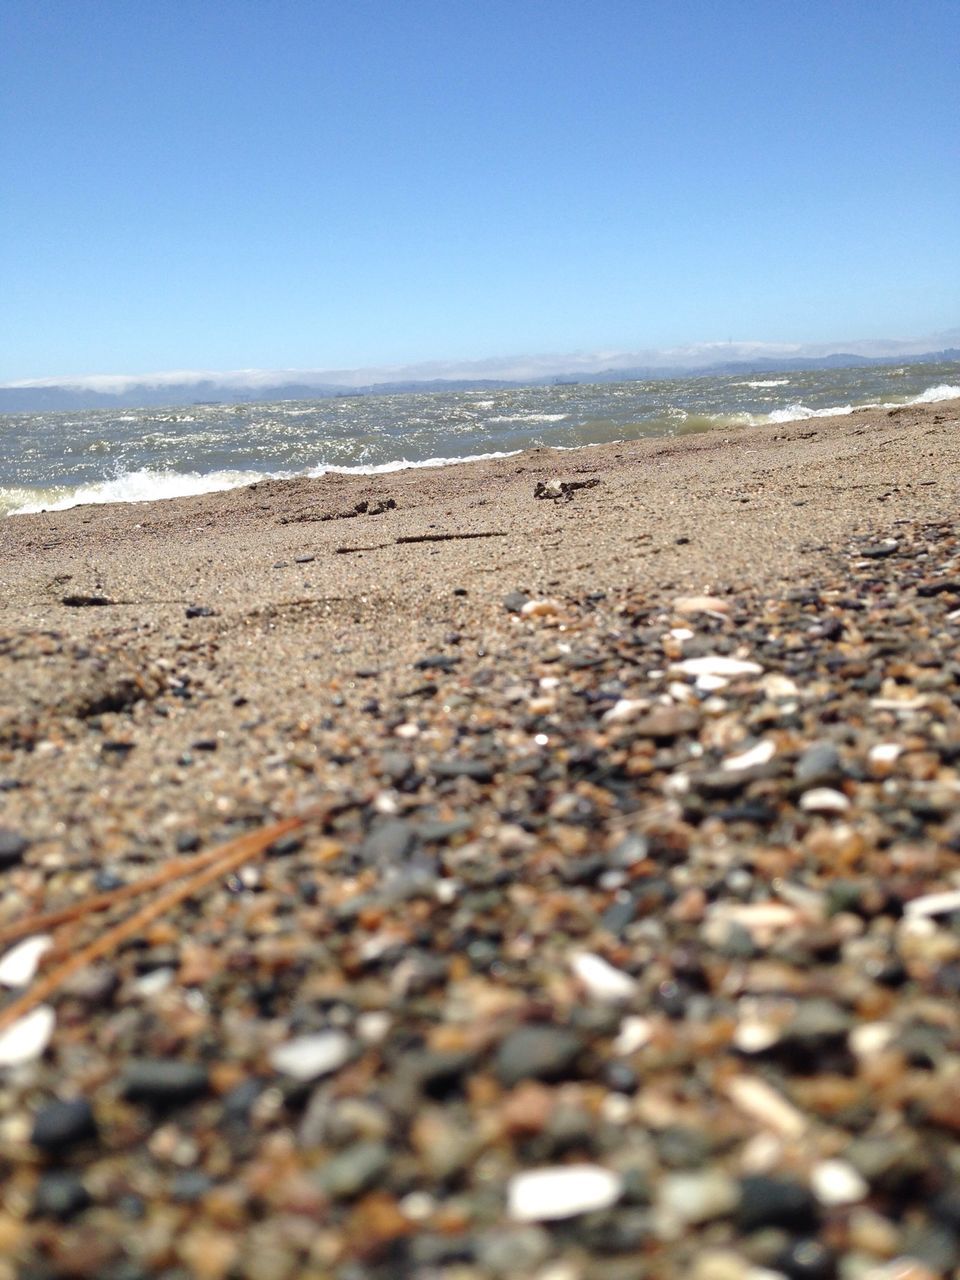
1,398,960,1277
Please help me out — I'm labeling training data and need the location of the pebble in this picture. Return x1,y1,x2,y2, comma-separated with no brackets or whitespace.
674,595,731,616
121,1059,210,1103
495,1026,584,1085
0,1004,55,1067
33,1170,91,1220
799,787,850,813
269,1030,354,1081
0,935,52,987
570,952,638,1002
904,889,960,918
507,1164,623,1222
0,828,29,867
658,1169,740,1224
31,1098,98,1152
810,1159,868,1207
315,1140,390,1199
672,656,763,678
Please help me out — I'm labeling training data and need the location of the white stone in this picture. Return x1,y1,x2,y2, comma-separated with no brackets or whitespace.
269,1030,353,1081
759,673,799,699
657,1170,739,1224
0,935,53,988
672,656,762,678
673,595,731,617
904,889,960,918
570,952,638,1003
133,967,175,997
669,627,695,641
799,787,850,813
868,742,902,765
613,1015,654,1055
849,1021,895,1057
722,740,775,772
0,1004,55,1068
723,1075,807,1139
521,598,562,618
508,1164,623,1222
602,698,649,724
356,1012,391,1044
811,1158,868,1207
734,1019,781,1054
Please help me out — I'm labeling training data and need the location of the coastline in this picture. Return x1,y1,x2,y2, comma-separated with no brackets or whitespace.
1,397,960,1274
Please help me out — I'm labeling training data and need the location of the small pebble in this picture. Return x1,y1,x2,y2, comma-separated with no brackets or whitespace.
0,1005,55,1067
269,1030,354,1081
0,935,53,988
508,1164,623,1221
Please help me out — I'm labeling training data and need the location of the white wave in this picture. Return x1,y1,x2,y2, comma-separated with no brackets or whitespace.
5,450,522,515
9,467,277,513
766,402,861,424
486,413,569,423
908,383,960,404
735,379,790,388
307,449,518,478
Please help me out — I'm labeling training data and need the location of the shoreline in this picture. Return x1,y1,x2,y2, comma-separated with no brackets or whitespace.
1,397,960,1275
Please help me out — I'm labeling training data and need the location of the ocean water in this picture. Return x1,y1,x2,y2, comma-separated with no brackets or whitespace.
2,362,958,517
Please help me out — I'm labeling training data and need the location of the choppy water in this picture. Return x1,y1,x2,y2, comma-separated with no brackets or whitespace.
2,362,958,516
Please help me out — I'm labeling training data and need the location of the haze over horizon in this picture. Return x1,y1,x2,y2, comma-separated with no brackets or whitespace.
4,326,959,396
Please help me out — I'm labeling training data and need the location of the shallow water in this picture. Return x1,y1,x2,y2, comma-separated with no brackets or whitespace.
2,362,958,515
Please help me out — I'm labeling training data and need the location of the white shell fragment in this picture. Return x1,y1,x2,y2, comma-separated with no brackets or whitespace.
0,935,53,988
657,1169,740,1224
722,740,775,772
269,1030,353,1081
613,1016,654,1055
723,1075,807,1139
602,699,649,725
508,1164,623,1221
0,1004,55,1068
904,889,960,918
811,1159,868,1207
799,787,850,814
672,656,763,678
570,952,638,1003
868,742,902,765
673,595,731,616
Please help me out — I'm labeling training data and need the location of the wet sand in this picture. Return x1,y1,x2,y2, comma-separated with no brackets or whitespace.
0,398,959,1277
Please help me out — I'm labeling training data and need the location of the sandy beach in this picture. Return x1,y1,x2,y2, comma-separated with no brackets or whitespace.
1,397,960,1277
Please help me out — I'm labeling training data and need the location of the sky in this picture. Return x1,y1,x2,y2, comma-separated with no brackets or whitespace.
1,0,958,384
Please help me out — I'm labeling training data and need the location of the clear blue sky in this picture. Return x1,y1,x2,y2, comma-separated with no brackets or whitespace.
2,0,958,381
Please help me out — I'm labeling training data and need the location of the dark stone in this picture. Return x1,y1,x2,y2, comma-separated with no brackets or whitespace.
794,742,843,789
503,591,530,613
121,1059,210,1105
94,868,125,892
170,1171,214,1202
293,554,315,564
33,1171,91,1220
0,828,29,867
413,654,460,671
175,832,201,853
771,1238,838,1280
315,1140,390,1199
31,1099,98,1153
737,1175,819,1232
185,604,217,618
859,541,899,559
432,758,495,783
359,818,416,864
495,1026,583,1086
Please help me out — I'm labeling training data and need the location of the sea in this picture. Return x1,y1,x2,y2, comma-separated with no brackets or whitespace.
2,362,958,518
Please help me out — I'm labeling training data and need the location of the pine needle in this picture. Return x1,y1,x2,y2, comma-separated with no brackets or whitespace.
0,802,333,1037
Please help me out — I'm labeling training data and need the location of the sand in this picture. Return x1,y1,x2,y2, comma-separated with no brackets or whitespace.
0,397,959,1277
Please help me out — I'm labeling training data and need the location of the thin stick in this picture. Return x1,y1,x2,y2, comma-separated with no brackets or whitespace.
0,838,279,947
0,808,327,1037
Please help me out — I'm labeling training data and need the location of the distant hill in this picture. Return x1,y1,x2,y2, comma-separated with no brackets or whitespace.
1,349,957,413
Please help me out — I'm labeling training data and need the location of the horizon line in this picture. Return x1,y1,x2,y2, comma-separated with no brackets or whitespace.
3,327,959,393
